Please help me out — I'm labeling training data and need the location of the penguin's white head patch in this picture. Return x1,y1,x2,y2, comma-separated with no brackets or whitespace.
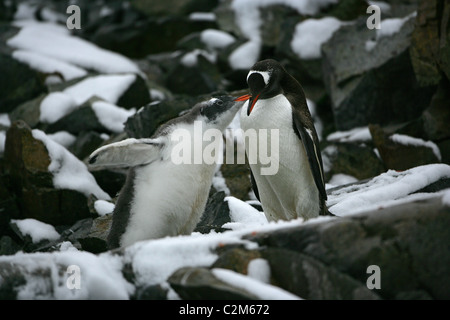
247,70,272,86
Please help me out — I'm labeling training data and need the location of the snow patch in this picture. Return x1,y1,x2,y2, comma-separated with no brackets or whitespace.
32,129,110,200
7,20,140,75
94,200,115,216
229,41,261,70
201,29,236,49
91,101,136,133
12,218,60,243
327,127,372,143
291,17,344,59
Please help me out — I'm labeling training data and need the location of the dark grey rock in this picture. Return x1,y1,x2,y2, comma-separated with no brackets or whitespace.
322,16,436,130
124,97,196,139
0,236,21,256
133,284,168,300
165,55,223,95
3,121,92,226
261,247,380,299
0,53,47,113
246,195,450,299
370,124,440,171
322,142,385,181
69,131,105,160
131,0,219,17
195,191,231,234
168,267,259,300
91,169,127,199
78,214,112,254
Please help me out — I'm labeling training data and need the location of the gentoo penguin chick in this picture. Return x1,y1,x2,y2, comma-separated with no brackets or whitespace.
236,59,328,221
89,96,243,249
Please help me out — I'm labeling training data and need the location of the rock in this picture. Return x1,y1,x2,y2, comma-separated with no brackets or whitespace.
212,248,262,275
320,0,368,21
133,284,169,300
260,247,380,299
3,121,93,226
168,267,259,300
91,169,127,199
125,97,198,138
0,53,47,113
165,54,223,95
68,131,106,160
246,195,450,299
322,142,386,181
131,0,219,17
322,16,436,130
195,191,231,234
0,236,21,256
410,0,450,86
78,214,112,254
8,94,46,129
369,124,440,171
116,74,151,109
0,0,16,21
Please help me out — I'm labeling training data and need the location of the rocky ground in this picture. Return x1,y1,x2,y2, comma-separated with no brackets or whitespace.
0,0,449,300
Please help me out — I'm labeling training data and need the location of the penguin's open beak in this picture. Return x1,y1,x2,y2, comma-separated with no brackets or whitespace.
235,94,260,116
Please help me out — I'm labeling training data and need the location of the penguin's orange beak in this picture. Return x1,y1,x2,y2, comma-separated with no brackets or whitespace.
235,94,260,116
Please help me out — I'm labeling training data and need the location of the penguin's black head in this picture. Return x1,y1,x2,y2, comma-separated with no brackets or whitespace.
235,59,285,116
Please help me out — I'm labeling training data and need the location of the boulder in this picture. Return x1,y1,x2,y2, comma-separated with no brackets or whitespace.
246,195,450,299
322,16,436,130
370,124,441,171
168,267,259,300
410,0,450,86
131,0,219,17
322,142,385,181
2,121,96,226
0,53,47,113
195,191,231,234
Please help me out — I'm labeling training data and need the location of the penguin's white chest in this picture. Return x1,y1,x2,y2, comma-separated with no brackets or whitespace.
240,94,320,220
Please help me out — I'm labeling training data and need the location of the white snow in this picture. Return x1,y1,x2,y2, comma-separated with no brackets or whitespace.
231,0,339,41
189,12,216,22
212,268,301,300
94,200,115,216
224,196,267,230
442,189,450,207
390,133,441,161
91,101,136,133
327,126,372,143
201,29,236,49
7,21,140,75
12,218,60,243
180,49,217,67
12,50,87,82
247,258,271,283
327,164,450,216
47,131,77,149
124,231,258,288
0,114,11,126
40,74,137,124
32,129,110,200
212,169,231,195
40,92,78,124
328,173,358,187
0,131,6,153
228,40,261,70
291,17,344,60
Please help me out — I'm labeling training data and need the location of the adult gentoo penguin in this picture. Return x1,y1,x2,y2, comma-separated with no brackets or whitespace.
236,59,328,221
89,96,243,249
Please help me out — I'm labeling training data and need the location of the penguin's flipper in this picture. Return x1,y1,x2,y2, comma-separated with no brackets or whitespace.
292,114,327,201
88,138,163,169
250,168,260,202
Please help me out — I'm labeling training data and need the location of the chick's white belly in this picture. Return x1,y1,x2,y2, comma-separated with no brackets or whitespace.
120,161,214,247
